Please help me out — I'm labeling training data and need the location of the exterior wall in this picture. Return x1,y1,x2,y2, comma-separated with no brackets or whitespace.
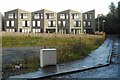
17,9,31,33
4,9,31,33
5,9,18,32
44,10,57,33
32,10,44,33
32,9,57,33
57,10,70,34
57,9,83,34
69,10,83,34
82,10,95,34
0,13,2,32
4,9,95,34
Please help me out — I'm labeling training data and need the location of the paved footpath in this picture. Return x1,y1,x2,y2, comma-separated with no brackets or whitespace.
8,37,113,79
55,36,120,78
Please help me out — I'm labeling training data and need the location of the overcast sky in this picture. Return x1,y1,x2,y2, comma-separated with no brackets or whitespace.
0,0,119,17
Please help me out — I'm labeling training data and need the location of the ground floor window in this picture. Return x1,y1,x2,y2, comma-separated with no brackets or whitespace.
58,29,68,34
71,29,81,34
6,29,15,32
46,29,56,33
32,29,41,33
19,29,30,33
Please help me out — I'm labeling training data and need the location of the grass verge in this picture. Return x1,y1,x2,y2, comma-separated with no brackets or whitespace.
2,34,105,77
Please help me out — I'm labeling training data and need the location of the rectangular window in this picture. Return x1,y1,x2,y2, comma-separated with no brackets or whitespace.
19,13,28,19
58,21,61,26
27,21,30,26
33,21,35,27
78,21,81,27
33,29,35,33
85,14,88,19
6,21,15,27
48,21,51,26
74,21,76,26
76,14,79,19
50,13,54,19
63,21,66,26
89,14,92,19
74,14,77,19
72,14,74,19
66,14,69,19
58,21,66,27
46,14,49,19
22,21,25,26
23,13,28,19
60,14,65,19
19,13,23,19
19,13,21,18
33,21,40,27
60,14,62,19
8,13,14,19
11,21,14,26
48,21,56,27
46,13,54,19
62,14,65,19
83,21,86,26
74,21,81,27
38,29,41,32
22,21,30,27
6,21,9,26
72,13,79,19
15,14,17,18
12,29,15,32
88,21,91,27
37,21,40,27
22,29,24,32
53,21,56,26
40,14,43,19
34,13,40,19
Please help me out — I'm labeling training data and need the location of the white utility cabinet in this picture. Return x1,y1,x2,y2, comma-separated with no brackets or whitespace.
40,49,57,67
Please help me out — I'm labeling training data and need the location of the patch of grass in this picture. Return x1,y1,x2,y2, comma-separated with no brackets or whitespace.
2,34,105,77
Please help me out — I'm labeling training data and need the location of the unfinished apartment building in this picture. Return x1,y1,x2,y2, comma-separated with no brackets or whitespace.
57,9,83,34
83,10,95,33
4,9,31,33
32,9,57,33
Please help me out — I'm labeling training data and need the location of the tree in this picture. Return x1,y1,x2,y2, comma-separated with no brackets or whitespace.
118,1,120,22
109,2,117,15
95,14,106,32
105,2,118,34
117,1,120,34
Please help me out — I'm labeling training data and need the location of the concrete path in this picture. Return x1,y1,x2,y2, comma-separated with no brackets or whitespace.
8,37,113,79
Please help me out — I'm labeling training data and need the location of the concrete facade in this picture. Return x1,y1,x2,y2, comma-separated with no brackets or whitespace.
57,9,83,34
3,9,95,34
4,9,31,33
32,9,57,33
82,10,95,34
0,13,2,32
